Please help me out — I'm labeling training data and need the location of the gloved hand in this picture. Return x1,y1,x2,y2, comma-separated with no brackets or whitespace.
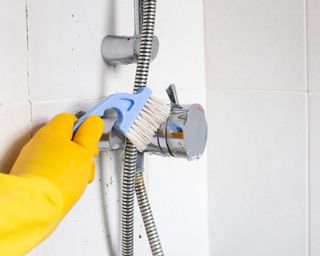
0,113,103,256
11,113,103,215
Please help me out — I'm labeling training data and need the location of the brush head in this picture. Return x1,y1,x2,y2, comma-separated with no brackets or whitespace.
73,87,170,152
125,95,171,152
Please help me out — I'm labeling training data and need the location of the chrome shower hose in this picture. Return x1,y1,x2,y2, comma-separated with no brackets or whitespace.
122,0,163,255
135,172,163,255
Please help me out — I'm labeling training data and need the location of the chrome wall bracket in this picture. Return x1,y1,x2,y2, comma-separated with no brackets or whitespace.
101,35,159,65
101,0,159,65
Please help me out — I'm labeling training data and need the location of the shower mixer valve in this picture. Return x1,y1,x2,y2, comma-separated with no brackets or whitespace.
90,84,207,161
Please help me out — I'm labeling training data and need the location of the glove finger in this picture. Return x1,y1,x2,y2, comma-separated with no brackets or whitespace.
42,113,77,140
73,116,104,156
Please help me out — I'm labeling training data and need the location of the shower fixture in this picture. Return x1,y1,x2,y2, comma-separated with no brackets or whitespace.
97,84,207,161
91,0,208,255
101,1,159,65
101,35,159,65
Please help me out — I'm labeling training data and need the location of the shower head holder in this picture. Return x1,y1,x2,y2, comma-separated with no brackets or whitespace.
100,0,159,66
101,35,159,65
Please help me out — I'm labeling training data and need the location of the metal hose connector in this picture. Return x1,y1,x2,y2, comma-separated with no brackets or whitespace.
122,0,158,255
135,172,164,255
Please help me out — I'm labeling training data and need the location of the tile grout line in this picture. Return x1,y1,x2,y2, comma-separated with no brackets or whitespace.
0,88,318,107
306,88,310,256
304,0,310,255
201,0,211,254
25,0,32,137
207,87,313,94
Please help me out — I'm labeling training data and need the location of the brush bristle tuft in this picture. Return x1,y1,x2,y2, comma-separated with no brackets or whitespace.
125,96,171,152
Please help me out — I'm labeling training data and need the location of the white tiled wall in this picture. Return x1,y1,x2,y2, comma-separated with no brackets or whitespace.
0,0,28,103
308,0,320,92
207,91,307,256
0,0,208,255
0,103,30,172
0,0,30,172
27,0,111,101
205,0,319,255
204,0,306,92
310,93,320,256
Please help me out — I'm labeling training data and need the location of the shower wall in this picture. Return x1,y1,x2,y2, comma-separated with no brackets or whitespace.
0,0,209,255
205,0,320,255
3,0,318,255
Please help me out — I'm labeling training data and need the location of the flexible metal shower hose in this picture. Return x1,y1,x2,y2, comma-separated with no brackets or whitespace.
122,141,137,255
135,172,163,255
122,0,164,255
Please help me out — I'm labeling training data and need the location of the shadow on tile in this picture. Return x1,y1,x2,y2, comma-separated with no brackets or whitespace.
0,131,31,173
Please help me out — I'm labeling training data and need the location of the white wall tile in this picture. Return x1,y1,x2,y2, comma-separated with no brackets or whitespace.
207,91,307,256
149,0,206,91
308,0,320,92
0,0,28,103
31,99,100,132
204,0,305,91
0,103,30,172
148,156,209,256
309,93,320,255
28,0,114,101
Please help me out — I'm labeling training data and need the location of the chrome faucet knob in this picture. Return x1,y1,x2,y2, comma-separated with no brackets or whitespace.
146,103,207,160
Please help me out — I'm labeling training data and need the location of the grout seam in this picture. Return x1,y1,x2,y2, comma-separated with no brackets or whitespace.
304,0,311,254
201,0,212,254
0,96,109,106
25,0,32,138
30,96,106,104
306,92,310,256
4,87,208,105
207,87,312,94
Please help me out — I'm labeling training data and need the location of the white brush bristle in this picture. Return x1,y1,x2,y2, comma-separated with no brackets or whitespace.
125,96,171,152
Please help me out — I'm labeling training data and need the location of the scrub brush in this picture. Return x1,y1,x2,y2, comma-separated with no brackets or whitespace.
73,87,170,152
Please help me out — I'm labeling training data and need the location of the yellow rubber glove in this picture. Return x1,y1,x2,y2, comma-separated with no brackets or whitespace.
0,113,103,256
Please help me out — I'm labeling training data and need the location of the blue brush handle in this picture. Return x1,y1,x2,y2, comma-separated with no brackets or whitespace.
73,87,152,134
